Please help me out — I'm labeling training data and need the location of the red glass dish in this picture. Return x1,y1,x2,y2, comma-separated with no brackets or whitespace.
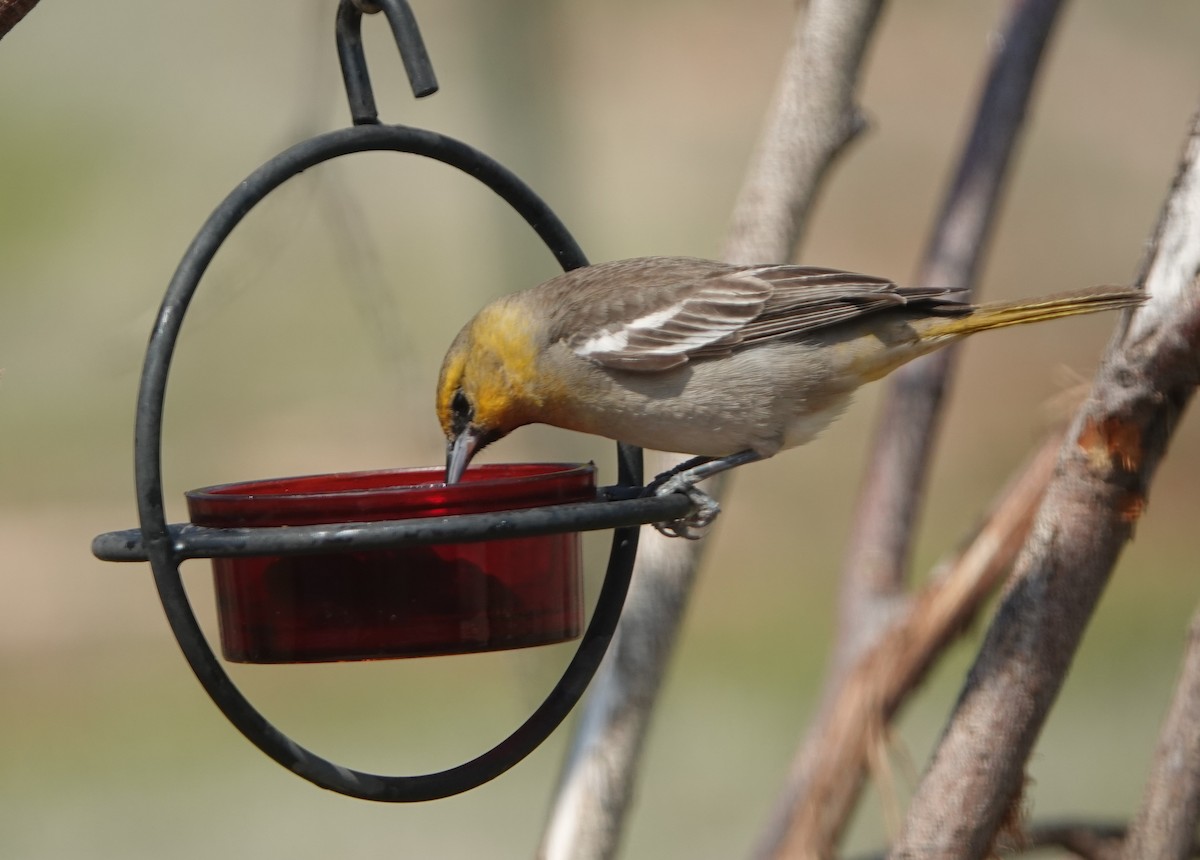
185,463,595,663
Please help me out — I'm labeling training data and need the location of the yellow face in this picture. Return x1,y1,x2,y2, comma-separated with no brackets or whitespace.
436,301,546,448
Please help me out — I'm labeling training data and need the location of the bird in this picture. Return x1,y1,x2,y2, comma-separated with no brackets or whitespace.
436,256,1142,537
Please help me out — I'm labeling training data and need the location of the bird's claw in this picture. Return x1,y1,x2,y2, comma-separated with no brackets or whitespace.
651,476,722,540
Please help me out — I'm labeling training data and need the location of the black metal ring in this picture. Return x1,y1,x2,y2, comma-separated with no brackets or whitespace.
121,122,658,801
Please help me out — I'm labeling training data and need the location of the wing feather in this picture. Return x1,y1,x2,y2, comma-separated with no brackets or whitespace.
559,259,968,372
568,278,770,370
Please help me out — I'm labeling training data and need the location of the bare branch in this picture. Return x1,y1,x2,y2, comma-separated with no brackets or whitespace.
755,434,1059,859
836,0,1067,672
723,0,883,265
538,517,703,860
537,3,885,857
858,819,1133,860
890,108,1200,860
758,4,1068,854
0,0,41,41
997,820,1126,860
1122,606,1200,859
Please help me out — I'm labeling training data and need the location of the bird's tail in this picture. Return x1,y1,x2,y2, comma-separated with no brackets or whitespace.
917,286,1144,341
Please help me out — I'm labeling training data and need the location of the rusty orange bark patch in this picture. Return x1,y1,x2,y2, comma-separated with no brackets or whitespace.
1077,415,1143,472
1118,490,1147,525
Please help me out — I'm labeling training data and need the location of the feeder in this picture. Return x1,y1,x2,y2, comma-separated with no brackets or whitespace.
188,464,595,663
92,0,695,803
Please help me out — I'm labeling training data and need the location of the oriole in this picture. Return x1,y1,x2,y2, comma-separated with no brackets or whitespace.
436,256,1141,536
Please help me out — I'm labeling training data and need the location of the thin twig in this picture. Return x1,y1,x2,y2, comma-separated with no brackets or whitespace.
757,434,1060,859
1000,820,1126,860
890,107,1200,860
1122,606,1200,859
855,819,1170,860
537,3,885,858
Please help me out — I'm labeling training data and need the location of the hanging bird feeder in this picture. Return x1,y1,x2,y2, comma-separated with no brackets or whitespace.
91,0,694,803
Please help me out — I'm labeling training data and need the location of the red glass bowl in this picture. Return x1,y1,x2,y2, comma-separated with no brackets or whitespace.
184,463,595,663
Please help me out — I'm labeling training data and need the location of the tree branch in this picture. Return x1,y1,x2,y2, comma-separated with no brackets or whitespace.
0,0,41,41
1122,605,1200,859
857,818,1193,860
1000,820,1126,860
890,106,1200,860
835,0,1067,677
537,3,885,858
756,3,1068,854
755,433,1060,859
723,0,883,265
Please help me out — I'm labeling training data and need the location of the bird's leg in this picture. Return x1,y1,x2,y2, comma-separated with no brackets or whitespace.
647,450,763,539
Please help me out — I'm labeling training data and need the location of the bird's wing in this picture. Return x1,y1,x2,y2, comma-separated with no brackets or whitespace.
716,267,968,351
565,271,770,371
566,264,968,372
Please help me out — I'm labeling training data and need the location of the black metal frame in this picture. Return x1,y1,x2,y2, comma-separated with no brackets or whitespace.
90,0,692,802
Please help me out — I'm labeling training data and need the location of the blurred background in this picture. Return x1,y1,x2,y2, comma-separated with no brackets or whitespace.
1,1,1197,857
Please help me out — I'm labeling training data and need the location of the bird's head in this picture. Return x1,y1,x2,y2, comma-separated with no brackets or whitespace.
436,299,554,483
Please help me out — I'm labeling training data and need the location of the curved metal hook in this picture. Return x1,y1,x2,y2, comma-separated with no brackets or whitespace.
336,0,438,125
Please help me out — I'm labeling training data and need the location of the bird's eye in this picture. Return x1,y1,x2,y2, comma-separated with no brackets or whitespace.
450,390,473,435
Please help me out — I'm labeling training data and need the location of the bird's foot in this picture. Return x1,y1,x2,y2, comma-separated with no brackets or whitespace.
650,473,722,540
644,450,761,538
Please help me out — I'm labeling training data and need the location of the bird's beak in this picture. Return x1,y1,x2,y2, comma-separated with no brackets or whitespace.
445,427,483,484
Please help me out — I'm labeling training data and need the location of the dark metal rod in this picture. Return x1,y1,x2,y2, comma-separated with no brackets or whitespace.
94,492,691,563
335,0,438,126
335,1,379,124
375,0,438,98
